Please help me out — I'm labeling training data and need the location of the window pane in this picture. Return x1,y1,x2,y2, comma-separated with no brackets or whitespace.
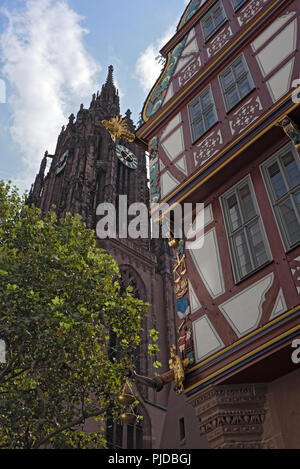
116,424,123,449
205,108,217,129
214,6,225,26
203,16,214,38
179,418,186,441
106,418,114,449
282,152,300,189
221,56,253,111
127,425,134,449
238,75,251,98
234,60,245,79
227,194,242,231
295,192,300,212
226,87,240,109
223,177,270,281
193,119,205,139
201,91,212,111
136,425,143,449
248,221,268,267
268,162,287,199
222,69,235,90
233,231,252,277
239,184,256,221
191,100,201,120
189,87,217,141
279,198,300,245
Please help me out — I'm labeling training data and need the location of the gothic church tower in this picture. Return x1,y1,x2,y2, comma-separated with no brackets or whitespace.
28,66,148,229
28,67,206,449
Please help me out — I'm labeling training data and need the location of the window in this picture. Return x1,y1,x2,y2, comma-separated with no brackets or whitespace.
221,177,271,282
219,55,254,112
106,418,144,449
201,1,227,42
261,144,300,251
231,0,248,11
188,86,218,142
179,418,186,442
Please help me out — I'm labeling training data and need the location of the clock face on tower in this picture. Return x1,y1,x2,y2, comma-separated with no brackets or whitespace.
116,144,138,170
55,150,69,175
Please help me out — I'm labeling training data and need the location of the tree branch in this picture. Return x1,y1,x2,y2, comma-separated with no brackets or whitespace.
2,367,30,383
31,409,105,449
0,352,23,382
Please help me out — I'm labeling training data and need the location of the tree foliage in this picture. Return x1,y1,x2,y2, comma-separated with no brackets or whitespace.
0,181,148,449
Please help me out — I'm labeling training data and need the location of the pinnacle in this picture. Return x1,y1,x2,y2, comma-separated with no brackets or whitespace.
97,65,120,116
106,65,114,85
124,108,135,131
101,65,117,95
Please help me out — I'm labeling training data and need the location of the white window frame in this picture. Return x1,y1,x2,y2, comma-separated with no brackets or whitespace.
260,143,300,252
201,1,227,42
219,54,255,112
187,85,218,143
220,175,272,283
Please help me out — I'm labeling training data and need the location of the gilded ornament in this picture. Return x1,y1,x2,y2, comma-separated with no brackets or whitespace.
117,378,136,406
175,279,188,299
119,412,137,424
117,378,137,425
173,254,187,283
277,116,300,151
102,116,135,143
168,345,190,395
168,237,179,249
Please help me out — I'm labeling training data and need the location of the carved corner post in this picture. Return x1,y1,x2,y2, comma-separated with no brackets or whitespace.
186,383,268,449
276,116,300,151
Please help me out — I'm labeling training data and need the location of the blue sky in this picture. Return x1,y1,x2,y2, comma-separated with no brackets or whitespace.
0,0,189,192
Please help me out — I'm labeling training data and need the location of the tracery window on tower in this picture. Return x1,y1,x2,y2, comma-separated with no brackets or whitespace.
108,266,147,374
106,266,150,449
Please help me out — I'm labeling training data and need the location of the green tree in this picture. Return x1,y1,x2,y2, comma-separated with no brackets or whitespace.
0,181,148,449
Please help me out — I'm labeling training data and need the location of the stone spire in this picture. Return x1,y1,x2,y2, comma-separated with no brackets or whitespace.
98,65,120,118
124,109,135,132
106,65,114,85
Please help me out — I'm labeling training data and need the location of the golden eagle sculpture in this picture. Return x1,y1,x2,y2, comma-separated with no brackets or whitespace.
102,116,135,143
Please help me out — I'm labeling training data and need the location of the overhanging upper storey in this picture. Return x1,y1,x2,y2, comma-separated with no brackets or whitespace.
138,0,296,132
137,0,300,211
140,0,219,125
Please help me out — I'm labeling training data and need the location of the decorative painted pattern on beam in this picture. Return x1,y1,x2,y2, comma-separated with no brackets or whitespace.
149,137,160,204
177,0,203,30
143,36,188,121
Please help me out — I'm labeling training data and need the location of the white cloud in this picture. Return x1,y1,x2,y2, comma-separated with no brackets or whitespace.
134,0,193,93
0,0,101,191
0,79,6,103
135,24,176,93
